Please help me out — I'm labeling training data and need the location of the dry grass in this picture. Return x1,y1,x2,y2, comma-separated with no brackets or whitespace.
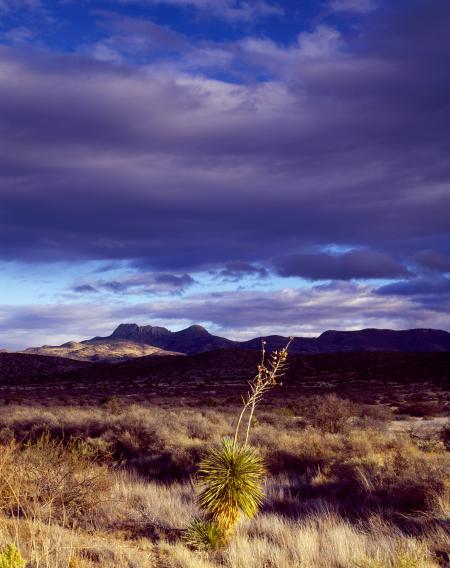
0,436,112,527
0,397,447,567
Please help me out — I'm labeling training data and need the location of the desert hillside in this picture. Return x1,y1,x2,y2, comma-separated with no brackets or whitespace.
22,340,182,363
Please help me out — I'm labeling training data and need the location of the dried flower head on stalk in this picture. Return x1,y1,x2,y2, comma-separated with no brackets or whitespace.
233,337,294,449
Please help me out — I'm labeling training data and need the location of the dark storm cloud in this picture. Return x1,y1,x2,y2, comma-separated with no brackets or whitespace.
414,251,450,273
1,0,449,295
375,275,450,312
275,250,410,281
376,276,450,297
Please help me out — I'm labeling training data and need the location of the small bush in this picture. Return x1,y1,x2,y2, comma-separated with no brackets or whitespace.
0,544,25,568
305,394,358,433
102,396,124,414
440,425,450,451
396,402,445,417
184,519,225,550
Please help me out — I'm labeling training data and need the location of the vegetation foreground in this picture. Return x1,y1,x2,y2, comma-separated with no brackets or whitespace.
0,387,447,568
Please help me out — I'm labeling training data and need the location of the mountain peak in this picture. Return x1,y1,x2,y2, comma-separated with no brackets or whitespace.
179,324,210,336
111,323,140,338
110,323,170,341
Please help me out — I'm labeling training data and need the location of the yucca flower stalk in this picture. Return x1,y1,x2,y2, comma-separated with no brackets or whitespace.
233,337,293,449
187,338,293,548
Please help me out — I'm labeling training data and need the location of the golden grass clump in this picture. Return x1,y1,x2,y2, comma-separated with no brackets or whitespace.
0,434,112,527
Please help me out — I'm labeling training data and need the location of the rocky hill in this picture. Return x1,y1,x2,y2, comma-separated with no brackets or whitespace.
18,325,450,363
23,339,182,363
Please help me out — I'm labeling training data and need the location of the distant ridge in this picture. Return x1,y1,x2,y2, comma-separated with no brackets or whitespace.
246,328,450,354
18,325,450,362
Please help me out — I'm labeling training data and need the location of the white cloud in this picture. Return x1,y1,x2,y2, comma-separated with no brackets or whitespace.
112,0,283,21
0,0,41,12
330,0,376,14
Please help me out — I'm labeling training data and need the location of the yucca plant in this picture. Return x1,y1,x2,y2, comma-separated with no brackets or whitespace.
186,338,293,548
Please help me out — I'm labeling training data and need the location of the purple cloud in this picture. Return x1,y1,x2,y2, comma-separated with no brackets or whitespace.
329,0,376,13
414,250,450,273
0,0,449,341
216,261,268,281
75,272,195,295
376,276,450,297
128,0,284,21
275,250,410,281
73,284,98,293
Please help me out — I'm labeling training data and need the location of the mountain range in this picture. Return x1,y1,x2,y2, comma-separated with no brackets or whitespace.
17,324,450,363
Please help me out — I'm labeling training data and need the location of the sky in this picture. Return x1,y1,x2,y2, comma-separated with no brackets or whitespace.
1,0,450,349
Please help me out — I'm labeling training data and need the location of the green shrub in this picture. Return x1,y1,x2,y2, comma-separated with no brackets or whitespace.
0,544,25,568
184,518,225,550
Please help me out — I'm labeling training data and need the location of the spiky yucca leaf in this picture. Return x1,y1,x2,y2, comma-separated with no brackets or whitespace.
184,518,225,550
197,438,266,531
